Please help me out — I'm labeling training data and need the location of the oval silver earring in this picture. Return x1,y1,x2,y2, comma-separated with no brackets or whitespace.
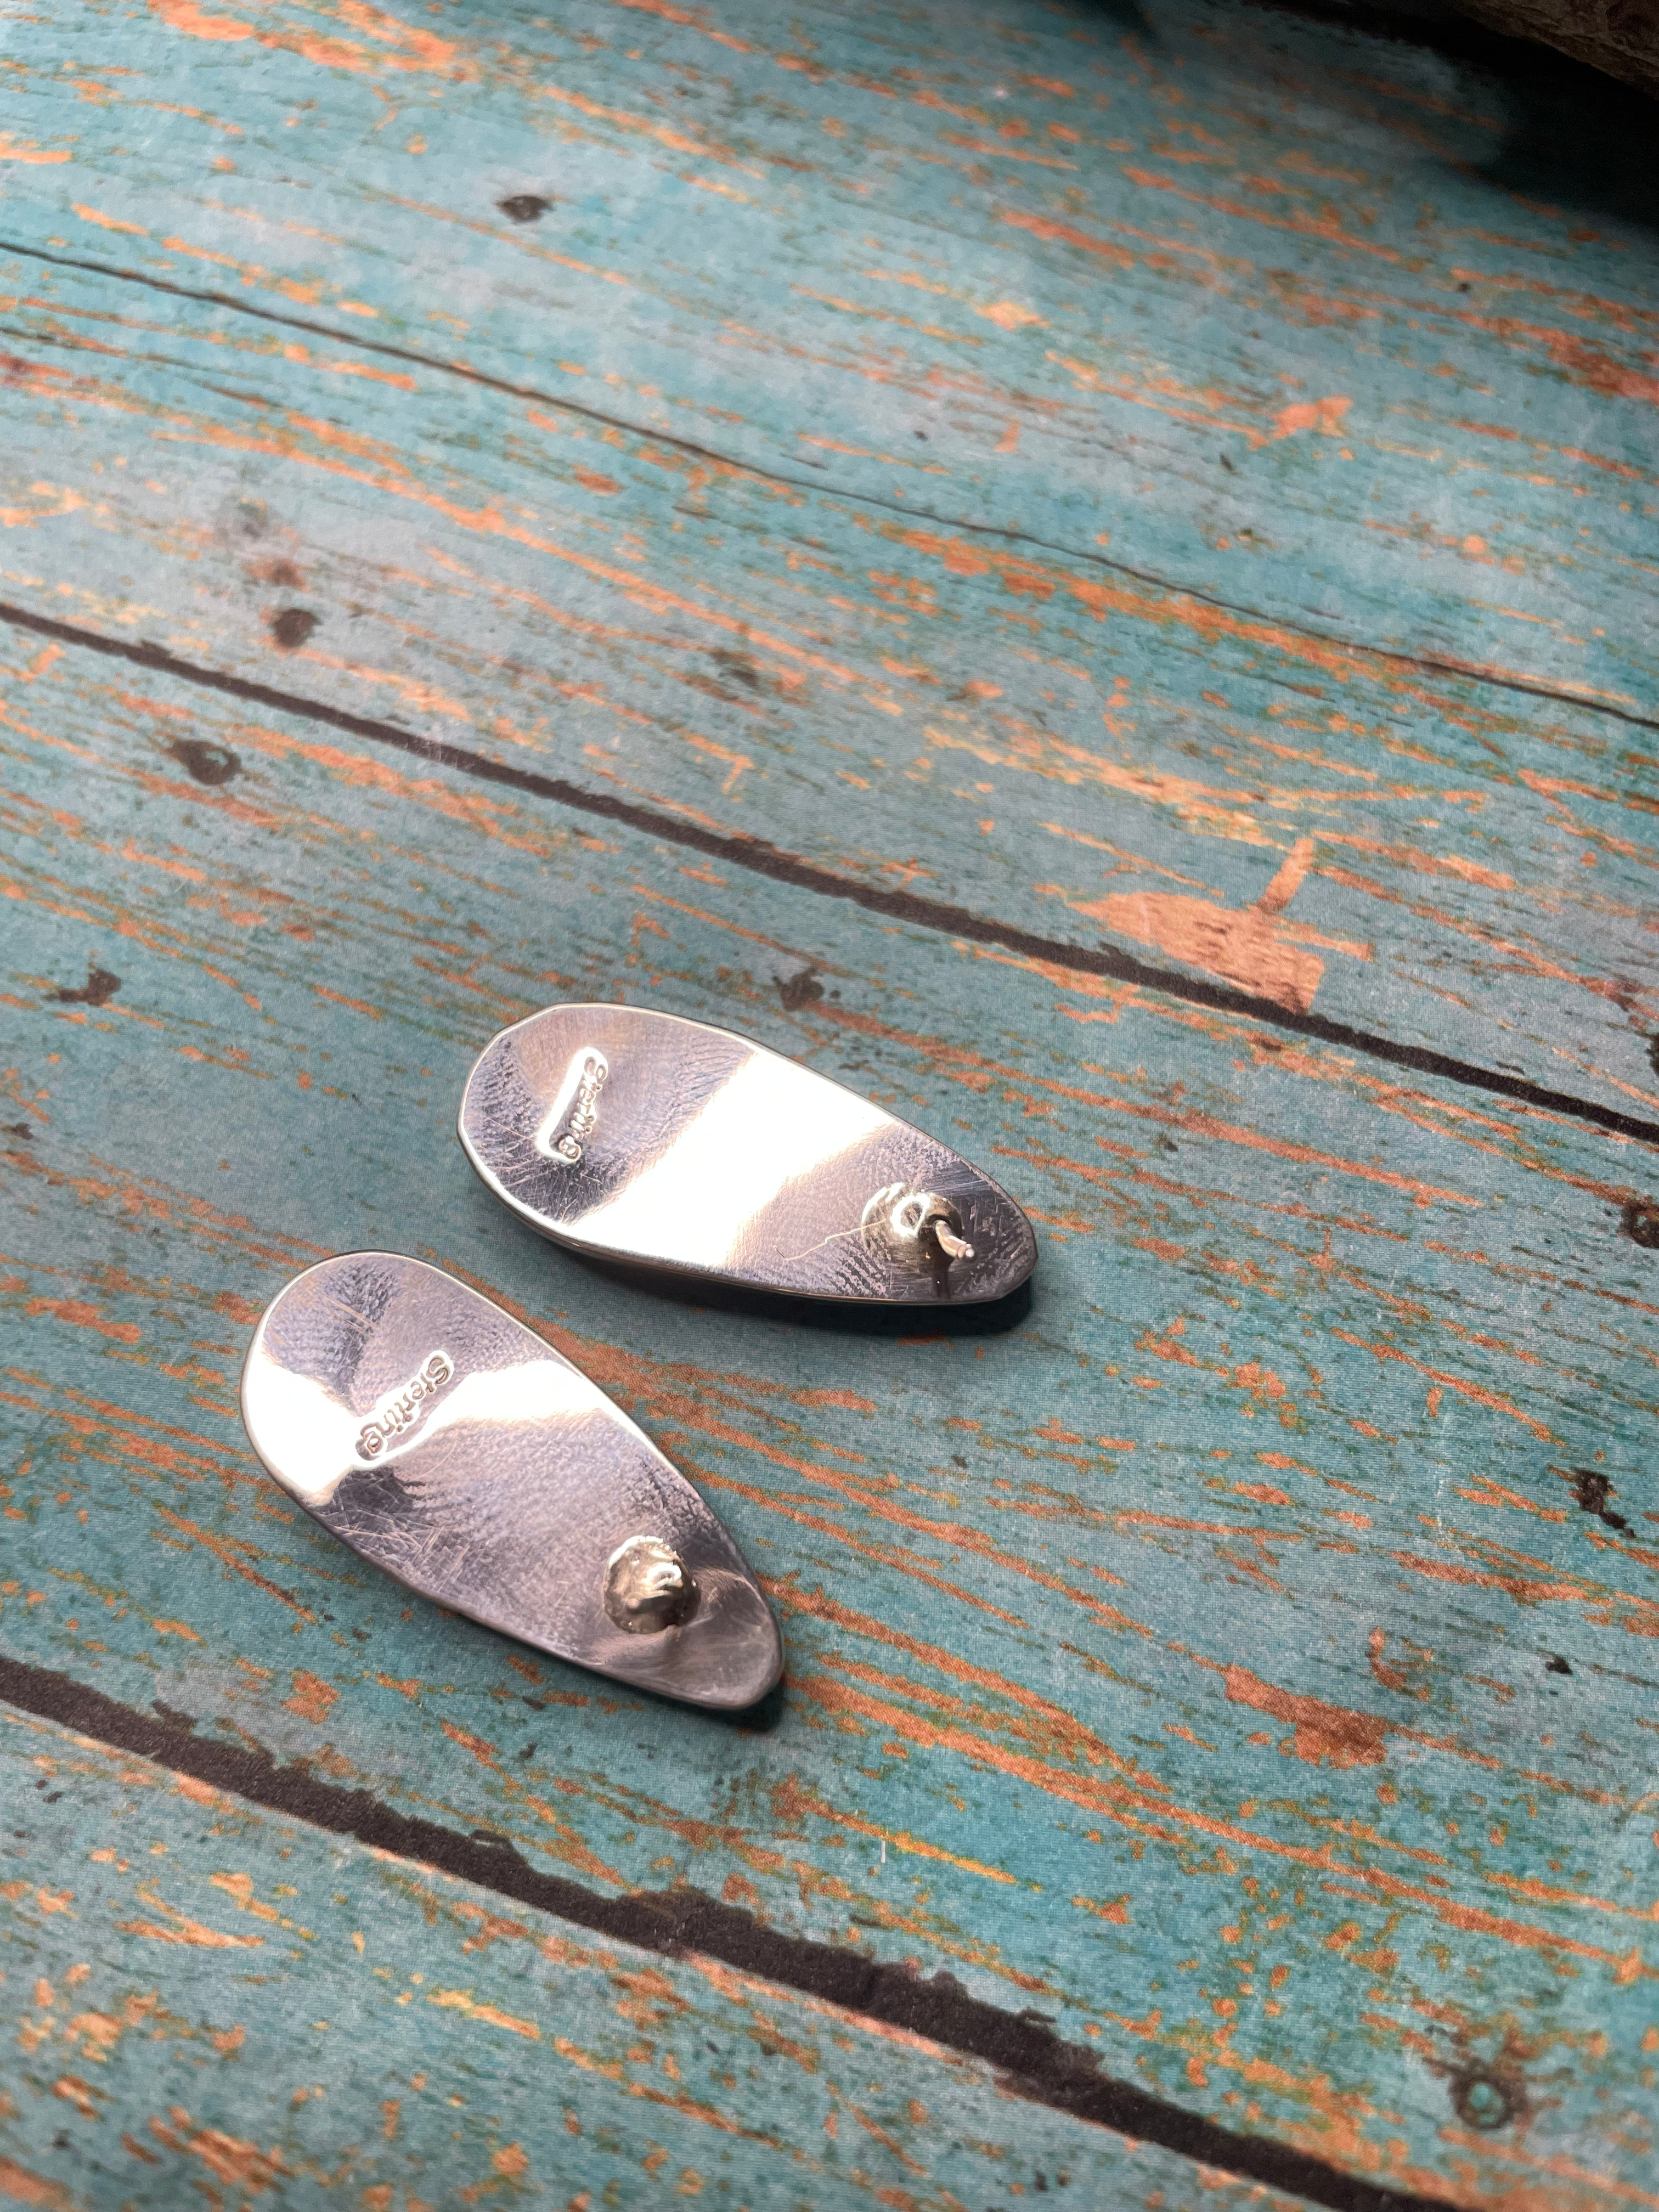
457,1003,1037,1305
240,1252,782,1711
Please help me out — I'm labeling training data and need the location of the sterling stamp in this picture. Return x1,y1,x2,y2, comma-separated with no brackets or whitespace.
356,1348,454,1460
534,1047,609,1165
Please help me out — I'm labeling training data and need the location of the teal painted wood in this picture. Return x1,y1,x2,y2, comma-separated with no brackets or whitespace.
1,0,1657,1114
2,1706,1270,2210
4,0,1654,708
4,642,1659,2203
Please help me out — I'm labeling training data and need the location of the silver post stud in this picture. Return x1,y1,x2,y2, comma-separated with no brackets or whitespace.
861,1184,975,1276
604,1534,695,1635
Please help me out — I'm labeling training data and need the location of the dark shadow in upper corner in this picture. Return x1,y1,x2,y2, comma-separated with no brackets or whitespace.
1070,0,1159,40
1481,68,1659,231
1242,0,1658,230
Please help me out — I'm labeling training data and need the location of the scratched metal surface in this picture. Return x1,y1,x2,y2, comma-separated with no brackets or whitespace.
458,1002,1038,1299
0,0,1657,1116
4,646,1659,2203
3,1708,1261,2210
242,1252,786,1708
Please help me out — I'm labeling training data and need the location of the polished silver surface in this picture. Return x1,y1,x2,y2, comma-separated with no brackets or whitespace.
458,1005,1037,1304
240,1254,782,1710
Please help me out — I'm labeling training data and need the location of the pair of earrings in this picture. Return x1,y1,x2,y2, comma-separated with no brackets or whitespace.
240,1003,1037,1711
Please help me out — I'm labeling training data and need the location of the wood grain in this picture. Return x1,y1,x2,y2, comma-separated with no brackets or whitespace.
3,1705,1262,2210
0,0,1656,1110
4,640,1658,2204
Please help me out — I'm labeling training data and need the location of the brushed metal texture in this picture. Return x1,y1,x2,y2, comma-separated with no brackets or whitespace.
458,1004,1037,1304
240,1253,782,1709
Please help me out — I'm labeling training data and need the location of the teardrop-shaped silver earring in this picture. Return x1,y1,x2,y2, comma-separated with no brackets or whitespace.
458,1004,1037,1305
240,1253,782,1711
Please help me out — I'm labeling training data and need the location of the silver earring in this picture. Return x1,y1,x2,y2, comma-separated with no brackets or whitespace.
458,1003,1037,1305
239,1252,782,1711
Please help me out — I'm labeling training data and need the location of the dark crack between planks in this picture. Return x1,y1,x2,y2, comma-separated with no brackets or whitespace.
1,239,1656,737
0,1654,1462,2212
4,596,1659,1153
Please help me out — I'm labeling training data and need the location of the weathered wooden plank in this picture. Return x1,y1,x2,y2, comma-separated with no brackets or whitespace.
5,256,1656,1129
1,0,1657,1113
4,639,1659,2203
4,0,1654,704
4,1704,1266,2210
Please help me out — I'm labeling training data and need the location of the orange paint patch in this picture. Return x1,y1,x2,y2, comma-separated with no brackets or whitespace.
764,1581,1162,1781
1073,1893,1130,1922
149,0,252,40
152,1505,317,1621
1274,396,1351,439
281,1671,337,1725
1318,830,1513,893
441,1721,500,1767
335,0,458,67
1256,836,1316,915
0,139,72,166
176,1775,228,1809
1000,207,1133,269
116,1891,262,1950
1074,878,1333,1006
1126,167,1402,263
1457,308,1659,410
975,300,1046,331
0,2157,74,2208
23,1297,140,1345
609,0,754,50
1367,1629,1421,1697
1332,1331,1554,1440
1223,1666,1391,1767
426,1989,540,2039
1393,1553,1584,1606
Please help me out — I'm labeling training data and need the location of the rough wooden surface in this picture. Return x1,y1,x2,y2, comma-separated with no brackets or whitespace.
1,0,1657,1113
2,1,1657,2207
5,643,1659,2205
4,1705,1264,2211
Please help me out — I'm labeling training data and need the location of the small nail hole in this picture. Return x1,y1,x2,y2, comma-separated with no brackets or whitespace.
1450,2072,1513,2131
170,738,240,786
270,607,318,651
